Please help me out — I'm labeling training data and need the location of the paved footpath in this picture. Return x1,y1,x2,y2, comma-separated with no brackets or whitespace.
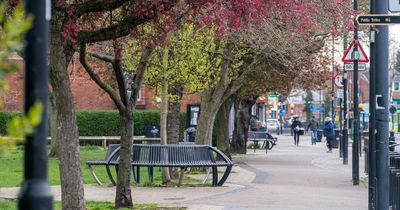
0,135,367,210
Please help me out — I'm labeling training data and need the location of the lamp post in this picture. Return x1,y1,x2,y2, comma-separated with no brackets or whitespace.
358,103,364,157
278,102,283,134
352,0,360,186
290,103,295,116
18,1,53,209
290,103,295,136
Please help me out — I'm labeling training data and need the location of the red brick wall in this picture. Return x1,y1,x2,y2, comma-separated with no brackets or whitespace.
1,58,200,111
1,72,24,110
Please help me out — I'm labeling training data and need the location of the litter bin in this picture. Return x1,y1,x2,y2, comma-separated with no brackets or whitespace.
389,131,396,152
145,125,160,138
317,130,323,142
184,127,196,142
332,129,340,149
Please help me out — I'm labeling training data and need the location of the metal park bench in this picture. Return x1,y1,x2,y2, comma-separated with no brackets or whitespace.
130,144,233,186
86,144,120,185
247,131,277,154
86,144,233,187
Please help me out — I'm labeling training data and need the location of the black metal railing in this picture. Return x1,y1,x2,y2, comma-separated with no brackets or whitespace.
389,150,400,210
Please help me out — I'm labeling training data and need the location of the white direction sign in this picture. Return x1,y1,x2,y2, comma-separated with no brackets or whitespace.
334,75,344,88
336,89,344,99
390,0,400,12
344,63,367,71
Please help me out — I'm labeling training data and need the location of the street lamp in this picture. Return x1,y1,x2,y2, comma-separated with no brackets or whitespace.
18,1,53,209
358,103,364,158
358,103,364,130
289,103,295,116
289,103,295,136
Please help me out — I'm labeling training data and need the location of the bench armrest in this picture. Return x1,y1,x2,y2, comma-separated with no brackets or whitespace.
105,146,121,164
208,146,233,164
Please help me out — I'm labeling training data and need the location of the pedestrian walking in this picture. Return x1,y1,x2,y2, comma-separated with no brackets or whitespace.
323,117,335,153
291,116,302,146
306,116,319,145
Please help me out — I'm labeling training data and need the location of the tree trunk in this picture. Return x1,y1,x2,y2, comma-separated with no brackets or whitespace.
49,16,85,210
195,90,222,145
167,84,183,144
194,42,233,146
216,99,231,157
160,50,171,183
115,108,134,208
167,84,182,179
115,47,153,209
48,93,58,157
231,97,255,154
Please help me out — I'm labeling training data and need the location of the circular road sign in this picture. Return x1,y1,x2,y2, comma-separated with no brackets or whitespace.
334,75,344,88
390,105,397,114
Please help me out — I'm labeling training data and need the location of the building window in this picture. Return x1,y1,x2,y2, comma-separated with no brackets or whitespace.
137,89,141,101
394,82,400,92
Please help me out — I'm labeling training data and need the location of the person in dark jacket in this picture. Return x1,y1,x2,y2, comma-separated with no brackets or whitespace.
291,116,302,146
306,116,319,145
323,117,335,152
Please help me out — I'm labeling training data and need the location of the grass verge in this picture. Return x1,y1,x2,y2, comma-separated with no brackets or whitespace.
0,146,206,187
0,199,186,210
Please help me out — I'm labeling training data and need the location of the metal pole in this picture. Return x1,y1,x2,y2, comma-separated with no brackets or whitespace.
374,1,390,209
352,0,360,186
343,33,349,165
339,98,343,158
332,37,336,120
368,1,376,209
17,1,53,210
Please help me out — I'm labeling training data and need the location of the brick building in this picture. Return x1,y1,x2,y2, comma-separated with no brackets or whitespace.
1,56,200,111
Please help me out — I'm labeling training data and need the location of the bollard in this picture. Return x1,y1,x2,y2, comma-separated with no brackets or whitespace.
390,131,396,152
396,173,400,210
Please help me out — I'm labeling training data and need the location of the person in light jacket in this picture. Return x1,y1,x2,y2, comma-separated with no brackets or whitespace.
323,117,335,153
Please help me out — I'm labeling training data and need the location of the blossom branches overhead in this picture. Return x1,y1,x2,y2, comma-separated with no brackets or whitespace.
53,0,352,46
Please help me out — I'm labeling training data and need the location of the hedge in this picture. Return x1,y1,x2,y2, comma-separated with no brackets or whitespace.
0,111,23,134
0,110,188,138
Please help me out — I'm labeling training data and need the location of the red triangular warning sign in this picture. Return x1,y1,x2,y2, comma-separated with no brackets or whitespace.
341,40,369,63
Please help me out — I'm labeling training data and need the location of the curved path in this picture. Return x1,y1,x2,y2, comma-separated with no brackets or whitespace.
183,135,368,210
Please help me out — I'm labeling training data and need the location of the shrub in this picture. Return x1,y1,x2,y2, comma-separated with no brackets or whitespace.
76,110,163,136
0,111,23,134
0,110,187,137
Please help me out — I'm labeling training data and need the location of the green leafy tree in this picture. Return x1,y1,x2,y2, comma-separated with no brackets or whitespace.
124,24,221,182
304,91,314,122
0,2,33,153
394,50,400,73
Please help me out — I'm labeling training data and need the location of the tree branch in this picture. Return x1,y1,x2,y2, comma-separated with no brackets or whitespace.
79,43,125,111
56,0,130,17
78,0,180,43
79,15,148,43
112,59,129,106
89,52,115,63
88,49,128,105
130,47,154,105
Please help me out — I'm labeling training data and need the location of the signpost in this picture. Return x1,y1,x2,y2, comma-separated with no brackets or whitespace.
267,92,281,99
334,75,344,88
344,63,367,71
372,1,390,209
389,0,400,12
342,40,369,63
336,89,344,99
357,15,400,25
